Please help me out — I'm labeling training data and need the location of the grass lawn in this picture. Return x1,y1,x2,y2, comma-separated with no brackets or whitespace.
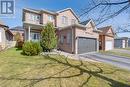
0,48,130,87
124,47,130,51
100,50,130,58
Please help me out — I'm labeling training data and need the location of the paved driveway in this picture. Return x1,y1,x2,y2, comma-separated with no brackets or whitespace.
79,53,130,71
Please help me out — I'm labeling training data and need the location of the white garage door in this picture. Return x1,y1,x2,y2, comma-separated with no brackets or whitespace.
105,41,113,51
122,40,125,48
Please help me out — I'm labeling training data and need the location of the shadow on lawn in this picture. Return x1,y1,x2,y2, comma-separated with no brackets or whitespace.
16,47,22,51
0,54,129,87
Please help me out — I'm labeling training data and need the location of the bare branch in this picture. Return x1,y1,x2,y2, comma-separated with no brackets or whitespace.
96,4,130,25
79,0,129,17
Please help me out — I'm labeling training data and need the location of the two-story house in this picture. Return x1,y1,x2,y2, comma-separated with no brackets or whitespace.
23,8,79,41
23,8,101,54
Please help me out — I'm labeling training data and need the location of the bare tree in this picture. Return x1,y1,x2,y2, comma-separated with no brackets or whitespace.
78,0,130,33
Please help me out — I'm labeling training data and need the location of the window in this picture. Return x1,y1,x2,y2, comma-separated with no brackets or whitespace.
36,15,40,21
29,13,40,22
71,19,76,24
62,16,68,25
67,32,71,44
31,32,40,41
60,35,64,44
48,15,54,21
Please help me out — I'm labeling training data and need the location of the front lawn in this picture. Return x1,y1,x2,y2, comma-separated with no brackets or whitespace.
0,48,130,87
124,47,130,51
100,50,130,58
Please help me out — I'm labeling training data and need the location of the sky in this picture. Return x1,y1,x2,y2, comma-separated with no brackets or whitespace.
1,0,130,37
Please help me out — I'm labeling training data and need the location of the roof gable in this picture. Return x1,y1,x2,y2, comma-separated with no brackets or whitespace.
80,19,91,25
57,8,80,21
98,26,115,36
80,19,96,27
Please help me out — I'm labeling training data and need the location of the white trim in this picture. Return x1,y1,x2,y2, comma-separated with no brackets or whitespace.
71,27,74,54
85,19,98,30
28,26,31,41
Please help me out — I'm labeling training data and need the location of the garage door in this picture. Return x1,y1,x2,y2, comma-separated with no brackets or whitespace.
78,37,97,54
122,40,125,48
105,41,113,51
128,39,130,47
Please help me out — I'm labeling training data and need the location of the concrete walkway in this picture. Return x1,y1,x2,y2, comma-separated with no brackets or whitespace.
79,53,130,71
42,50,97,62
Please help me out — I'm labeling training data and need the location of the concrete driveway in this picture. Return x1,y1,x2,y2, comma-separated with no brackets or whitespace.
79,53,130,71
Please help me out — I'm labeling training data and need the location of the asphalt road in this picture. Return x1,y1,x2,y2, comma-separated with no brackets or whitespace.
79,53,130,71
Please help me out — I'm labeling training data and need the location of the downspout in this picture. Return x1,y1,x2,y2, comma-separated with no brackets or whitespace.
71,26,74,54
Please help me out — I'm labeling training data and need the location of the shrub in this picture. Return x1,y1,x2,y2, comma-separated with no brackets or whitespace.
22,41,42,56
40,23,57,52
14,32,23,48
17,41,24,48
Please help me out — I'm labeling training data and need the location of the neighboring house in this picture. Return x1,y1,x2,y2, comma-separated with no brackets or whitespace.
114,37,128,48
23,8,79,41
0,20,14,50
129,38,130,47
98,26,115,51
10,26,24,41
57,19,100,54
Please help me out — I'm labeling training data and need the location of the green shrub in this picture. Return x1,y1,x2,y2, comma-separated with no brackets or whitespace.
40,23,57,52
22,41,42,56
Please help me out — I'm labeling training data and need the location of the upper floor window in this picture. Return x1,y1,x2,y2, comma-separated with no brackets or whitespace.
62,16,68,25
48,15,54,21
71,19,76,24
29,13,40,22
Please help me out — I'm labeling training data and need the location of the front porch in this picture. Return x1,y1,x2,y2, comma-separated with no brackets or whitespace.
23,22,43,41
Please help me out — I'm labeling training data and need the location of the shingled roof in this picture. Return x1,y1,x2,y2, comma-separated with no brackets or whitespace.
80,19,91,25
98,26,112,34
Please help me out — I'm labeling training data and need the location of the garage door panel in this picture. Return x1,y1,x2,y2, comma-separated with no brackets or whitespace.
78,37,97,54
105,41,113,50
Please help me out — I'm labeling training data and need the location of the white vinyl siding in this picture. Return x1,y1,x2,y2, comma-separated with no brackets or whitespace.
0,30,1,42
